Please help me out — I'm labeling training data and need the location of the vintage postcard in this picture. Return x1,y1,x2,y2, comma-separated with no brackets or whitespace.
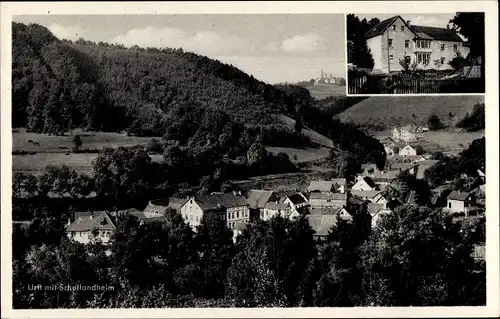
1,1,498,318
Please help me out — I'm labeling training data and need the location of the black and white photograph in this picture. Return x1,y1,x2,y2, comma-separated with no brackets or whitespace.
1,1,498,318
347,13,485,94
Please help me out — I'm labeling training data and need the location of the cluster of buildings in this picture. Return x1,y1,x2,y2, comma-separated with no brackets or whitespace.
364,15,471,74
64,159,484,245
313,69,341,86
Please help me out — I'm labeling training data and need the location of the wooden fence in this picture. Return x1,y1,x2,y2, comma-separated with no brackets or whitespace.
348,75,484,94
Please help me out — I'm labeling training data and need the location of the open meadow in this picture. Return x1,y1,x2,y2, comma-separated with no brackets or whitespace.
305,85,346,99
12,128,153,153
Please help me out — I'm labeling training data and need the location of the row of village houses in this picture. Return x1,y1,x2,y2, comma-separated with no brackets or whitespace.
62,160,485,245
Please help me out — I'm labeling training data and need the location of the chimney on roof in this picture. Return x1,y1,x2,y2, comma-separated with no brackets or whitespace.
407,20,411,26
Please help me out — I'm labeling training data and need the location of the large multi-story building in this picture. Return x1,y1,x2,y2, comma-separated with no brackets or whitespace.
365,15,470,73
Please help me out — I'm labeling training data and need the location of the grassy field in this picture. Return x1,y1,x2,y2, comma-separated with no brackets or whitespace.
336,95,485,129
373,129,484,152
12,128,153,153
304,85,346,99
265,146,330,163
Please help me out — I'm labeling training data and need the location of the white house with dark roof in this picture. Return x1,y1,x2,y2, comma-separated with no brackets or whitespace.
446,190,479,215
282,193,309,216
66,211,116,245
399,145,417,156
262,202,295,220
352,176,379,192
365,15,469,73
180,193,250,230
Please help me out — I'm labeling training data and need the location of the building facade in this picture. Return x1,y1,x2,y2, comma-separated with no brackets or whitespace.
66,212,116,245
365,15,470,73
399,144,417,156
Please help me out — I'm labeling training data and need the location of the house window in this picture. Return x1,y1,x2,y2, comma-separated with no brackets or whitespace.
401,26,404,32
392,25,396,31
405,55,411,64
416,53,430,65
449,202,451,208
441,57,445,64
389,54,394,61
405,40,410,48
388,39,393,47
416,40,430,49
453,44,458,52
440,43,445,51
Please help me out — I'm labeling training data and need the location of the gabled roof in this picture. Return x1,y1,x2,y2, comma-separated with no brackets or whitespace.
412,25,464,42
308,180,336,192
264,202,290,210
306,214,338,237
358,176,378,188
331,178,347,186
351,190,382,199
66,212,115,232
246,190,275,209
309,192,347,201
284,193,308,205
447,191,472,201
365,16,400,39
372,170,400,181
367,203,385,216
391,162,416,170
192,193,249,212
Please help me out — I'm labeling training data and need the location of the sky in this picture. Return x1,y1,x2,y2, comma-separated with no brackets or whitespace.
13,14,346,84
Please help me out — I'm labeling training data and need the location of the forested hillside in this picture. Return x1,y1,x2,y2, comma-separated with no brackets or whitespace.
12,22,296,134
12,22,385,169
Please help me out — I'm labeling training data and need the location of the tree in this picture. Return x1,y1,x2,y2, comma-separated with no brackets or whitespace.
449,12,485,80
358,204,484,306
347,14,375,69
193,214,235,298
246,142,267,167
226,217,316,307
415,145,425,155
428,114,443,131
448,51,466,70
72,135,83,152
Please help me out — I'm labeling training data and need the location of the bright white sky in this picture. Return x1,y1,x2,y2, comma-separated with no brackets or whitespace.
13,14,346,84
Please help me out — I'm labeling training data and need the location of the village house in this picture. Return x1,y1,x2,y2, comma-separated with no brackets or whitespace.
392,125,418,142
66,211,116,245
309,192,347,212
143,197,188,217
446,190,480,215
261,202,296,220
246,189,278,219
365,15,469,74
331,178,347,194
282,193,309,216
389,162,418,174
180,193,250,230
350,190,382,202
308,180,336,193
306,207,353,240
352,176,380,192
368,202,393,228
399,144,417,156
371,169,400,187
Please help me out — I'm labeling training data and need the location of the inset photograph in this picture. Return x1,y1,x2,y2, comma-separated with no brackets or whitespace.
347,13,485,94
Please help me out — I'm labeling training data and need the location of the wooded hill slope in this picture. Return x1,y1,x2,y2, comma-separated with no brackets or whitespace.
335,95,485,130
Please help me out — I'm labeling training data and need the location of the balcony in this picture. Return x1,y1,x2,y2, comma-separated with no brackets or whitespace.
414,47,432,53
